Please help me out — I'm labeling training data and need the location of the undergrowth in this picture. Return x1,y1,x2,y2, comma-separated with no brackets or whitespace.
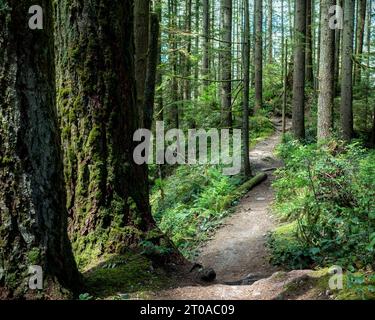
268,134,375,270
151,115,275,258
267,135,375,299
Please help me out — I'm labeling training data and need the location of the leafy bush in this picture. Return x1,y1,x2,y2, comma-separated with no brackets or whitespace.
150,116,275,258
151,165,244,258
270,136,375,269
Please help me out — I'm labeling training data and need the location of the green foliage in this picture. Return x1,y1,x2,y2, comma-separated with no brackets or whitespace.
249,113,275,146
0,1,10,12
150,115,275,258
269,136,375,269
79,293,94,300
151,165,244,258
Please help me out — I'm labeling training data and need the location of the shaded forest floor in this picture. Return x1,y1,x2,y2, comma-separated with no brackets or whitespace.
82,119,345,300
149,118,331,300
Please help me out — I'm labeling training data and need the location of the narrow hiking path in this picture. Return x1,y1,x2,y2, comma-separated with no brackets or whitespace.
197,119,285,283
151,118,329,300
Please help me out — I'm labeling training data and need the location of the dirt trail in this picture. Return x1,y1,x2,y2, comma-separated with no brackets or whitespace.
197,120,285,283
154,119,325,300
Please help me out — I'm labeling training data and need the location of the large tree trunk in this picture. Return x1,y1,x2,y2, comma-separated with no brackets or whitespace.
340,0,355,141
56,0,158,266
242,0,251,177
0,0,80,297
220,0,233,128
254,0,263,111
292,0,306,140
317,0,336,141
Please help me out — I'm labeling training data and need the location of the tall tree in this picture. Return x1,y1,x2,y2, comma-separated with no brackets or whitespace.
292,0,307,140
203,0,211,83
170,0,179,129
281,0,285,83
144,13,160,130
334,0,343,95
267,0,273,63
242,0,251,177
305,0,314,85
155,0,164,122
340,0,355,141
317,0,336,141
0,0,80,297
220,0,233,127
354,0,367,84
183,0,193,105
315,0,322,90
254,0,263,111
56,0,158,263
134,0,150,126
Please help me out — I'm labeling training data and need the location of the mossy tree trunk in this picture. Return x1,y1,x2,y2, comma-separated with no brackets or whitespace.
0,0,80,298
55,0,159,266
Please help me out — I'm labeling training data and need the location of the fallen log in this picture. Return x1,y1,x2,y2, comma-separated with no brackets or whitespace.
220,172,268,211
236,172,268,195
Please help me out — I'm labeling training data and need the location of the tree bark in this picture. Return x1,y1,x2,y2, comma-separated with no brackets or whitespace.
317,0,336,141
144,13,160,130
254,0,263,111
203,0,210,83
155,0,164,122
340,0,355,142
354,0,367,84
56,0,158,265
267,0,273,64
305,0,314,85
184,0,192,104
169,0,179,129
134,0,150,127
0,0,80,297
220,0,233,127
292,0,306,140
242,0,251,177
334,0,343,95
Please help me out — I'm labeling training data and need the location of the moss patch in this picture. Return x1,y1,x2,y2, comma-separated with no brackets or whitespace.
82,252,173,299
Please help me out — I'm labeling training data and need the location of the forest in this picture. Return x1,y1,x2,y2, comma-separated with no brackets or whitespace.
0,0,374,302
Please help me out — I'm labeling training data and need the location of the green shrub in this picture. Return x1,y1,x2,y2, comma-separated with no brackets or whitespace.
151,165,244,258
270,137,375,269
150,116,275,258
